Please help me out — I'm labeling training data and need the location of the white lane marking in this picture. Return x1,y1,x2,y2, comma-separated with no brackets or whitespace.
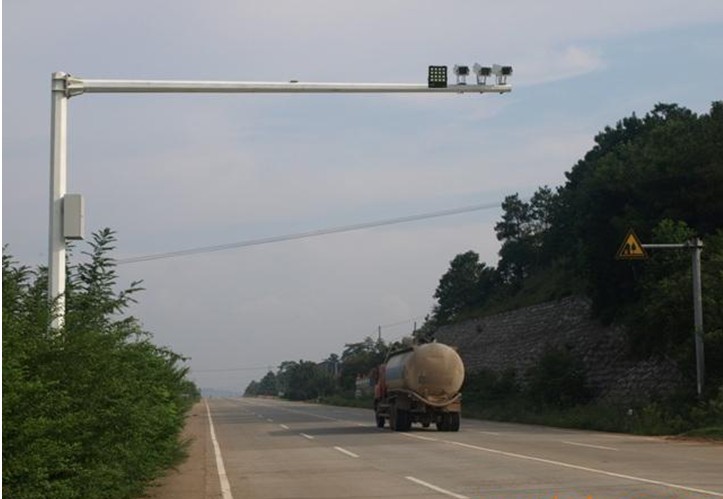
562,440,618,451
447,440,723,497
333,446,359,458
405,476,469,499
299,433,315,440
598,433,661,442
401,433,439,442
480,431,500,436
266,418,274,423
279,424,289,430
205,401,234,499
288,410,339,422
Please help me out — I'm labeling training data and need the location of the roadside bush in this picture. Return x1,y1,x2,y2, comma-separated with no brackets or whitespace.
525,346,592,408
3,230,200,498
463,368,520,404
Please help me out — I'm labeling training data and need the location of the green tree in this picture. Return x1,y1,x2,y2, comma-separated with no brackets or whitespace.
257,371,278,396
339,337,386,392
495,187,559,288
244,380,260,396
548,102,723,322
276,361,335,400
432,251,497,323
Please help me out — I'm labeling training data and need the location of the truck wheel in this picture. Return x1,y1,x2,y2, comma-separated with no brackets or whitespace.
376,413,385,428
436,414,448,431
394,408,410,432
448,413,460,432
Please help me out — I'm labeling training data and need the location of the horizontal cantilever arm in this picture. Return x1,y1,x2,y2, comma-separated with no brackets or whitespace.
63,76,511,97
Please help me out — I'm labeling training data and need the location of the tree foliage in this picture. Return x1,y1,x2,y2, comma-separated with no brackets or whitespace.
275,360,336,400
432,251,498,324
339,337,386,392
426,101,723,401
495,187,558,287
551,102,723,322
3,229,200,499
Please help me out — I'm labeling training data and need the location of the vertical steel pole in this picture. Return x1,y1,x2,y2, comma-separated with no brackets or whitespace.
690,238,705,397
49,72,69,329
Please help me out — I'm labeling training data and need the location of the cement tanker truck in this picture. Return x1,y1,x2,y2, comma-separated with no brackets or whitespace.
373,342,464,432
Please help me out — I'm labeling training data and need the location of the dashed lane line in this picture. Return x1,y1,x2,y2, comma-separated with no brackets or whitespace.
405,476,469,499
562,440,619,451
400,433,439,442
299,433,315,440
333,446,360,458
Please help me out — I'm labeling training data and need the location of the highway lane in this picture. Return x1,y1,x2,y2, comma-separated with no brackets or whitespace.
206,397,723,498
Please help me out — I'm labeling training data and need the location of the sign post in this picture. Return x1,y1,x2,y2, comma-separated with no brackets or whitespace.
617,230,705,397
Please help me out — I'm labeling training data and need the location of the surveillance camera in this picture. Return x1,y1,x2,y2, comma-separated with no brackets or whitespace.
453,65,470,85
491,64,513,84
473,63,492,77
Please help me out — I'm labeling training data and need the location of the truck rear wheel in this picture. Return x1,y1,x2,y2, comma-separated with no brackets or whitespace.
376,413,385,428
448,413,460,432
393,407,411,431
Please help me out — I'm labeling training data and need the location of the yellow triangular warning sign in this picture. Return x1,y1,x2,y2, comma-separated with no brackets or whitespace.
616,229,648,260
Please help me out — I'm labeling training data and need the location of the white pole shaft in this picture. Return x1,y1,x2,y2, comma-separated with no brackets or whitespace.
66,78,511,95
49,72,68,330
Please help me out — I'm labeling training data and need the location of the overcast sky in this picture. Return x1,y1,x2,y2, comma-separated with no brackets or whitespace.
4,1,723,393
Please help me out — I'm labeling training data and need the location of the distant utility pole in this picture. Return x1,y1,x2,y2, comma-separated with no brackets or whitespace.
48,66,512,329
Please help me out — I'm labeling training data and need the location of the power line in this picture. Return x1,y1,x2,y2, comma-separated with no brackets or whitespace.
116,200,501,265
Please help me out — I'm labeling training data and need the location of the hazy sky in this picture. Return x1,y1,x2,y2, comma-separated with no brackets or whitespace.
4,1,723,393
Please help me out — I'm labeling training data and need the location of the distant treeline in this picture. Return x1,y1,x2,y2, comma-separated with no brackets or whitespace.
3,229,200,499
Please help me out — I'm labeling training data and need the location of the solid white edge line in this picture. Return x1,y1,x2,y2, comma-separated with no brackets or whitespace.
299,433,315,440
205,400,234,499
448,441,723,497
333,446,359,458
562,440,619,451
405,476,469,499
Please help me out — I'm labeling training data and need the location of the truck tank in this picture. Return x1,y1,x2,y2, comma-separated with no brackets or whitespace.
384,342,464,405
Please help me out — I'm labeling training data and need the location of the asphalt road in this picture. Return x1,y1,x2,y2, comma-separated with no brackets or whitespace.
205,397,723,499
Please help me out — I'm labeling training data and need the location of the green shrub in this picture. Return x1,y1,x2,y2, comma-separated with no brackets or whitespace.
3,230,199,498
525,346,592,408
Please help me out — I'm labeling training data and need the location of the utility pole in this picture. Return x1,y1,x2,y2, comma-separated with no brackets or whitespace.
47,66,512,329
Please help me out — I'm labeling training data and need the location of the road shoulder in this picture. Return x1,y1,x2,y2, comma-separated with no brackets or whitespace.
144,400,220,498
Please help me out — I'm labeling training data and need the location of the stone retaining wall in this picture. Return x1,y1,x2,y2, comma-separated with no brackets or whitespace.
434,296,683,404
